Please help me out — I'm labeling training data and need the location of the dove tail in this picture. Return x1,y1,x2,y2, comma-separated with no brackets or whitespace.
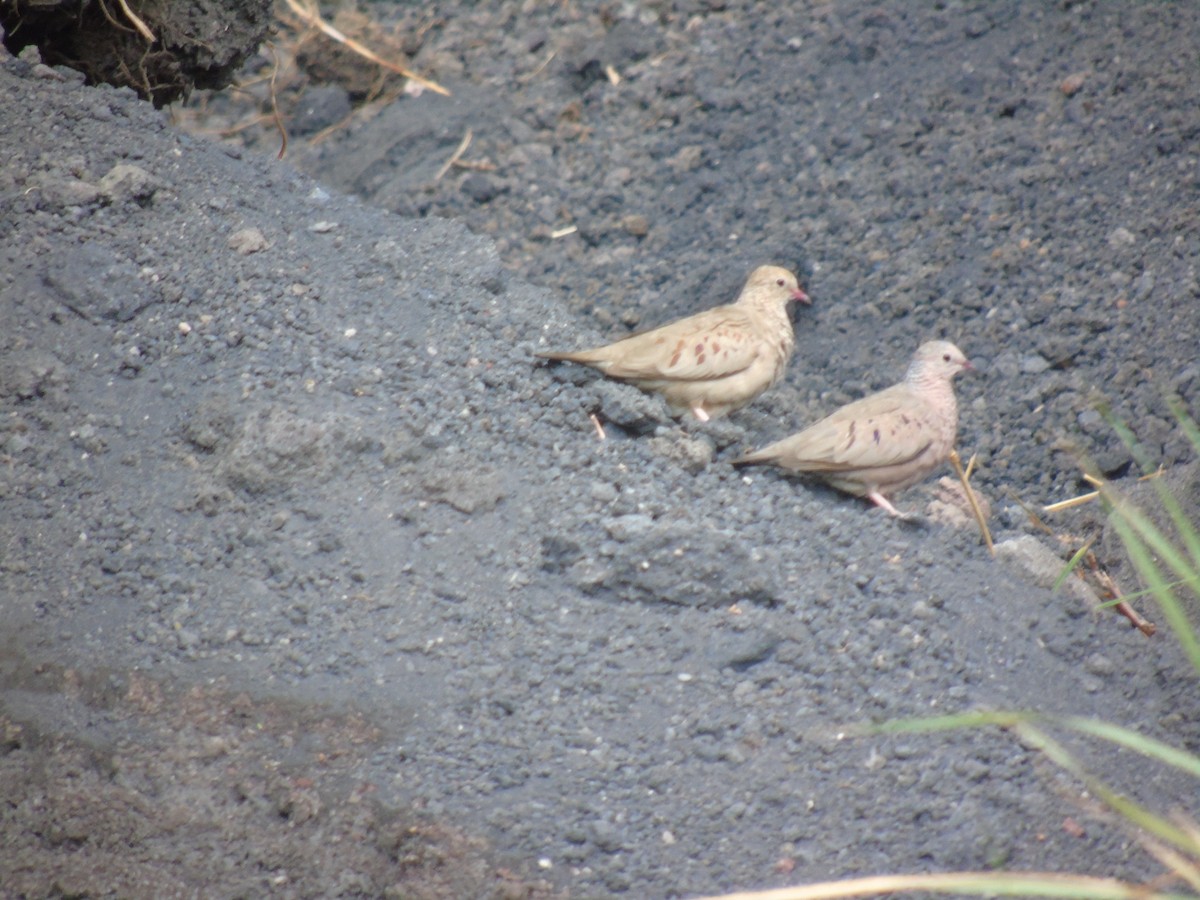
535,349,608,367
730,450,770,467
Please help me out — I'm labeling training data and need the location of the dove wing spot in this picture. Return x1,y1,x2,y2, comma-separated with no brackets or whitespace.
668,338,686,368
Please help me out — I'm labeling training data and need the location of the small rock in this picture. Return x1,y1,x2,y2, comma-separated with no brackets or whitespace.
589,819,625,852
99,163,162,205
667,145,703,172
228,227,270,254
620,213,649,237
462,173,502,204
1107,227,1136,248
590,481,618,503
37,176,102,208
994,535,1098,609
1059,71,1089,96
1020,353,1050,374
604,514,654,542
648,434,713,473
926,476,991,529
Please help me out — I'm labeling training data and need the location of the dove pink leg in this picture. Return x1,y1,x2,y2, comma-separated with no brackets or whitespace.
866,490,906,518
691,404,710,422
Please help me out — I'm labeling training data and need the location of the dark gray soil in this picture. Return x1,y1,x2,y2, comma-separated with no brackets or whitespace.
2,2,1200,898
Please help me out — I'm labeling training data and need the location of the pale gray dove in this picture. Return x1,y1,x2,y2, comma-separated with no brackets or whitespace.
734,340,972,517
536,265,809,421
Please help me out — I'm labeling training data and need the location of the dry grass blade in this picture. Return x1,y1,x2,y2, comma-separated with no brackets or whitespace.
694,870,1191,899
519,49,557,83
281,0,450,96
1091,566,1157,636
266,44,288,159
1016,721,1200,857
1042,467,1164,514
308,88,405,145
1043,490,1100,513
1099,483,1200,671
434,129,472,181
949,449,993,555
1141,835,1200,893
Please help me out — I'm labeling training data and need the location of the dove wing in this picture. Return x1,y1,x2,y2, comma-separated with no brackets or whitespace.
768,387,935,472
597,306,763,381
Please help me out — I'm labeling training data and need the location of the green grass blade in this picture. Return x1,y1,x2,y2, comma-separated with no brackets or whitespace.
1015,724,1199,855
699,871,1198,899
1104,495,1200,674
1095,575,1200,608
1060,716,1200,778
861,710,1023,736
1165,397,1200,572
1168,395,1200,456
1096,400,1200,662
1053,543,1093,595
1096,400,1156,475
865,713,1200,857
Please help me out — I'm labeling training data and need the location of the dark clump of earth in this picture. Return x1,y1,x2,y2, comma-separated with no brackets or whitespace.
0,0,270,105
2,1,1200,898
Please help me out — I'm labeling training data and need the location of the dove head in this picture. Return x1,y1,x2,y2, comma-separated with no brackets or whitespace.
906,340,972,386
741,265,810,308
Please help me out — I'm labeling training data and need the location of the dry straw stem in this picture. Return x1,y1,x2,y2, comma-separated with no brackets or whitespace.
117,0,155,41
266,44,288,159
434,129,472,181
281,0,450,96
1042,466,1164,513
695,871,1194,899
1092,564,1157,636
519,49,557,83
100,0,155,42
1142,835,1200,894
589,412,606,441
948,448,993,555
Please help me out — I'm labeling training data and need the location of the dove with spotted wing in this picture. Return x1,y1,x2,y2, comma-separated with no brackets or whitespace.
536,265,809,421
734,340,972,517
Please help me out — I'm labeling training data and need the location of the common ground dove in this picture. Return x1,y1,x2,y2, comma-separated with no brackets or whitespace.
536,265,809,421
734,340,972,517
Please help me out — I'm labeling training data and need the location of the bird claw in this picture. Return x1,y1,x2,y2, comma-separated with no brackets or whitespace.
867,490,924,525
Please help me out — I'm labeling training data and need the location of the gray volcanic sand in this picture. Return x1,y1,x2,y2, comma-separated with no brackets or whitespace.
2,1,1200,897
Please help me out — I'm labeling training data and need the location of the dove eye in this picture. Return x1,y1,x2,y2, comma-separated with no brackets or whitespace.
943,354,952,362
776,279,785,287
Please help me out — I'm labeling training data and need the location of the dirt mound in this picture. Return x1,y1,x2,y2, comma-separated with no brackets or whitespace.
1,0,270,105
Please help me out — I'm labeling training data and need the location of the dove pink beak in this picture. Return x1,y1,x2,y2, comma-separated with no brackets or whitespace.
791,287,811,305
